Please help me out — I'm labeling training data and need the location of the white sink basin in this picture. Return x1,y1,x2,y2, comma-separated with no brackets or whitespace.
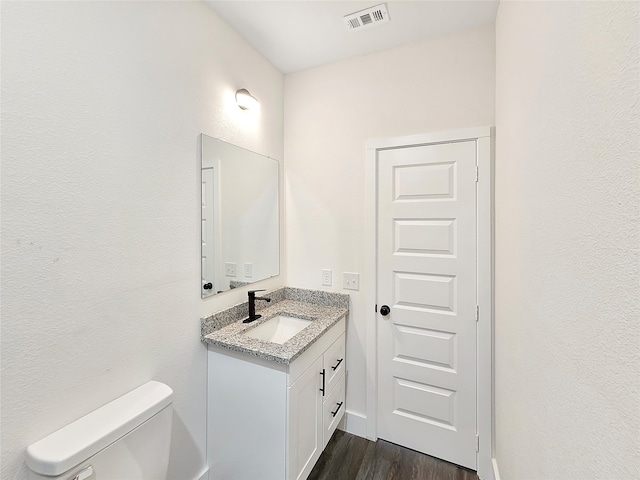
244,315,313,344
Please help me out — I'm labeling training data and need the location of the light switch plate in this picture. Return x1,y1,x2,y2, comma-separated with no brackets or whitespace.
225,262,237,277
343,272,360,290
244,263,252,278
322,269,332,286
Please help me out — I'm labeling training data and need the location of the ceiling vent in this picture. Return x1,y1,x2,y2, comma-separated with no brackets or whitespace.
344,3,390,32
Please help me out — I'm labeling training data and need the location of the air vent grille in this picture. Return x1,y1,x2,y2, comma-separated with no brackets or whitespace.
344,3,390,32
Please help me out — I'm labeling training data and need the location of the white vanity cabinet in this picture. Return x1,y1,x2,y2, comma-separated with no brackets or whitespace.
287,330,346,480
207,318,346,480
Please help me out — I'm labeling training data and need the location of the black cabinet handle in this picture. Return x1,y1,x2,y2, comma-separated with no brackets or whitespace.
379,305,390,316
331,358,343,371
320,369,325,396
331,402,344,417
203,283,213,290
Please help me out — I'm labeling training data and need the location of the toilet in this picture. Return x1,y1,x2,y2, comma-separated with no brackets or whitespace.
26,381,173,480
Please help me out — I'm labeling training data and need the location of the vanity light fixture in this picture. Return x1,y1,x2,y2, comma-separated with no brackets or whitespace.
235,88,258,110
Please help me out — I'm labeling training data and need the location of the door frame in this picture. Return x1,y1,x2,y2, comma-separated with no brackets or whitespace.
364,127,495,480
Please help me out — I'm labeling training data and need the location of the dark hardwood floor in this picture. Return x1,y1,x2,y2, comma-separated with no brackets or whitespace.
309,430,479,480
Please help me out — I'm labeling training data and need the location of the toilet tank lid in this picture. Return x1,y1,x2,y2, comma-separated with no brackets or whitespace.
26,380,173,476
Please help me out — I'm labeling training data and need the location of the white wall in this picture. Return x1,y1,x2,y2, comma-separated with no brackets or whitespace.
495,2,639,478
0,2,283,479
284,24,495,424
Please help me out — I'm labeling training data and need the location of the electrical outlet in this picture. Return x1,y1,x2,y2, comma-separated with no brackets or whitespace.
322,269,332,286
343,272,360,291
244,263,252,278
225,262,237,277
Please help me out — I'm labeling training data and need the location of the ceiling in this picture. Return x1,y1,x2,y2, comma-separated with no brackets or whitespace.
205,1,499,74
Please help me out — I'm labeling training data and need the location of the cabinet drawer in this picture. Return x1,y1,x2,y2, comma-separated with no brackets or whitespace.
288,318,345,387
323,333,345,396
323,373,345,448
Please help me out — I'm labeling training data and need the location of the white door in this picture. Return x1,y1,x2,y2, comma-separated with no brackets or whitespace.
377,140,478,469
202,167,216,293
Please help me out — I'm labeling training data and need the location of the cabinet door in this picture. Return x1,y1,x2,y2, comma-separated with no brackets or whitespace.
288,356,323,480
323,333,345,395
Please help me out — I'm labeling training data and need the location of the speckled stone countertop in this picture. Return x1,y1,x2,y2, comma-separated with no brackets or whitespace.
201,287,349,364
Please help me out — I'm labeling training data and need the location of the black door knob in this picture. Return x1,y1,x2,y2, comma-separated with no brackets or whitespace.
203,283,213,290
379,305,390,316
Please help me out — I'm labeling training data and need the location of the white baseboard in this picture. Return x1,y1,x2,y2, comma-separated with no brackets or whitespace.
339,410,367,438
492,458,501,480
195,467,209,480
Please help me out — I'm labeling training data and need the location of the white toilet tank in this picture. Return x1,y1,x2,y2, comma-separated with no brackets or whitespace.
26,381,173,480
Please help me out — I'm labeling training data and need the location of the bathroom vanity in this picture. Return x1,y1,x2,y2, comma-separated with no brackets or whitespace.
201,288,348,480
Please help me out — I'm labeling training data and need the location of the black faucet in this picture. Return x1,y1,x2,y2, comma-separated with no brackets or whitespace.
243,289,271,323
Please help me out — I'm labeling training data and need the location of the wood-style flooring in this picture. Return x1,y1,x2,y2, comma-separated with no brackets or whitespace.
309,430,479,480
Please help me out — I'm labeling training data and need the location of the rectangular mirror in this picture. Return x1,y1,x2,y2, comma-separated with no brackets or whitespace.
201,134,279,298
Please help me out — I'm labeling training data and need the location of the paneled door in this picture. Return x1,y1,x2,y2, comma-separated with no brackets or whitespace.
201,167,217,294
377,140,478,469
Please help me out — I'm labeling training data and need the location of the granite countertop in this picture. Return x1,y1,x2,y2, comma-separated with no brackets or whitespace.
201,287,349,365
